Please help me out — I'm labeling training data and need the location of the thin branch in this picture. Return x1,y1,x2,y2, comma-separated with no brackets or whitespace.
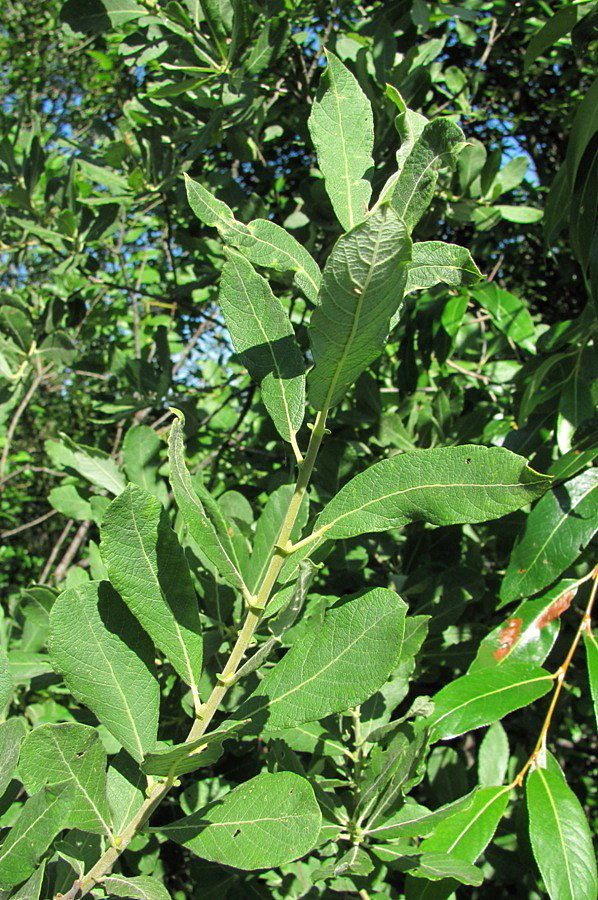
40,519,73,584
0,509,58,539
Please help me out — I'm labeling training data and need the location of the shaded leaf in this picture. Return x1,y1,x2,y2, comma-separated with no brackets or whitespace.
49,582,159,762
470,283,537,353
107,749,145,835
244,218,321,301
0,781,73,889
411,854,484,886
141,722,244,777
168,413,249,596
0,717,27,797
478,722,509,787
500,469,598,604
584,630,598,729
391,119,465,231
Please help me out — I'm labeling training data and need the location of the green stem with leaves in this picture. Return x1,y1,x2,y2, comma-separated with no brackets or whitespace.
67,409,329,899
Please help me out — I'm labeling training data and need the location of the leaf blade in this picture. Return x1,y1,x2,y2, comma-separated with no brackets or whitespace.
159,772,321,870
308,50,374,230
307,205,411,410
49,582,159,762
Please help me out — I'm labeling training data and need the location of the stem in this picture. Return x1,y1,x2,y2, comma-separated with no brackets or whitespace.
0,370,44,483
510,565,598,788
66,409,329,898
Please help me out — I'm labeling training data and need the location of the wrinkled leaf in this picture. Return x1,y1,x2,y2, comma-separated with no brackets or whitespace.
406,242,482,293
236,589,407,733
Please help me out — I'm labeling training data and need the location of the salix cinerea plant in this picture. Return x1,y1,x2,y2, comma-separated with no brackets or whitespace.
1,52,595,900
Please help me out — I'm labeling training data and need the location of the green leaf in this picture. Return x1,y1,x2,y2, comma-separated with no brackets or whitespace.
122,425,166,501
310,445,551,544
584,631,598,729
495,204,543,224
107,749,145,835
478,722,509,787
101,485,203,698
500,469,598,604
527,765,597,900
60,0,147,33
566,76,598,187
168,413,249,596
9,860,46,900
410,854,484,886
220,249,305,445
49,582,159,762
524,5,578,71
183,174,253,246
45,436,125,496
367,794,477,842
0,717,27,797
390,119,465,231
48,484,92,520
405,242,482,293
418,785,509,863
471,284,537,353
473,583,570,668
159,772,321,870
100,874,171,899
141,722,244,777
422,663,553,740
244,218,322,301
0,643,12,713
236,589,407,733
0,780,73,889
18,723,112,835
308,50,374,231
307,205,412,410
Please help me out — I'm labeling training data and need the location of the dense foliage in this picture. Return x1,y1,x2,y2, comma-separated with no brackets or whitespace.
0,1,596,898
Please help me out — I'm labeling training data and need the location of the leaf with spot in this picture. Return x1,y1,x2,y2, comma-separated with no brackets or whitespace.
307,205,412,411
220,249,305,446
18,723,112,835
158,772,321,870
49,582,159,762
101,484,202,702
308,50,374,231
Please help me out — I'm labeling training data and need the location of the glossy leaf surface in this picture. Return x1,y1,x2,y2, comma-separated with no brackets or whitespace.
527,766,597,900
423,663,552,740
500,468,597,603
